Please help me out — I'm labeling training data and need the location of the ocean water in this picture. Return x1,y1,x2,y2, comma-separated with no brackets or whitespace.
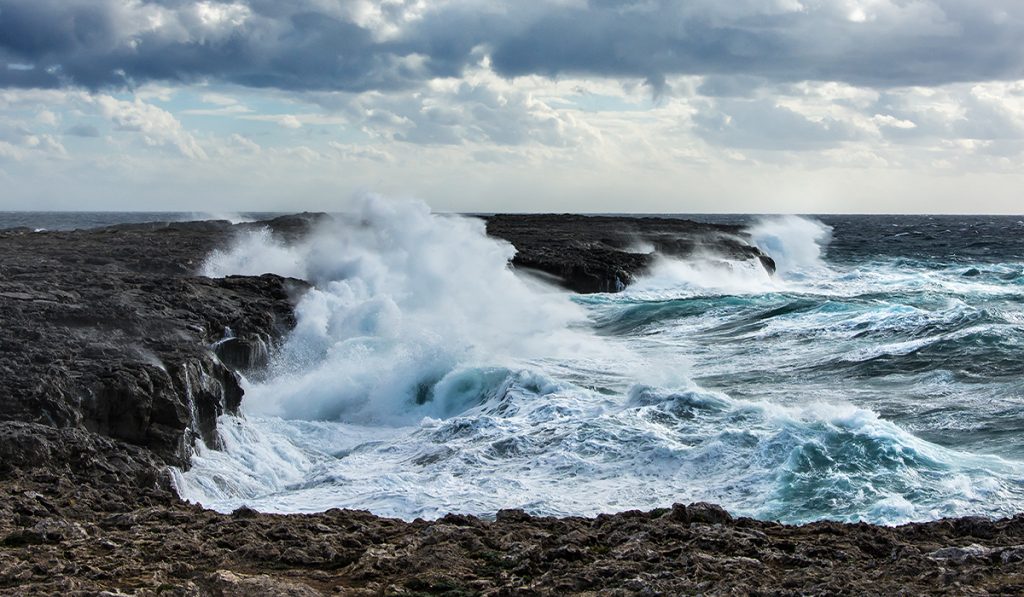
5,205,1024,525
0,211,273,231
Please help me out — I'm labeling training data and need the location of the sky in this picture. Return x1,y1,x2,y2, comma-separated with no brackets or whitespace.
1,0,1023,213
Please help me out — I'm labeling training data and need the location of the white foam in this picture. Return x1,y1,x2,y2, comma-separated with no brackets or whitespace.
747,215,833,277
202,195,608,425
626,256,777,298
621,216,834,299
192,212,256,225
175,376,1024,525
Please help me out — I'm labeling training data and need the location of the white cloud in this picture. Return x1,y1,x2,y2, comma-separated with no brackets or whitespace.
2,59,1024,212
36,110,58,126
200,93,242,106
229,134,261,154
0,140,24,161
239,113,347,128
872,114,917,129
91,95,208,159
279,115,303,129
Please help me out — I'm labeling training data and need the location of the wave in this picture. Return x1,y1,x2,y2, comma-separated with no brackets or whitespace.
620,216,833,300
174,377,1024,525
202,196,609,424
747,216,833,277
178,199,1024,526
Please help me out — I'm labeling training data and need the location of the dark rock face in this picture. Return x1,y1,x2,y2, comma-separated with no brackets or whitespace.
0,422,170,491
0,218,311,467
484,214,775,293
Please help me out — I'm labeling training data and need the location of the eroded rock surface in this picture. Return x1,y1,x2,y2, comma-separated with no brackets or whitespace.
0,217,312,467
484,214,775,293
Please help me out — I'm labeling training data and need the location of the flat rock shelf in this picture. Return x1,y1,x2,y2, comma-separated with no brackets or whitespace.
2,214,1022,595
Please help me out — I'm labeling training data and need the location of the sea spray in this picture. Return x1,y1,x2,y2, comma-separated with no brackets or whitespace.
747,215,833,277
202,196,611,424
621,215,833,299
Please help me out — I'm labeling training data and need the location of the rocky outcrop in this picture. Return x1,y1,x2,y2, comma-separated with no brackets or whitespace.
0,218,312,468
3,461,1024,595
485,214,776,293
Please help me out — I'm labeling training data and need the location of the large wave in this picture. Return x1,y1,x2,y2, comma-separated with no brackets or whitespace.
176,201,1024,525
202,196,609,424
624,215,832,298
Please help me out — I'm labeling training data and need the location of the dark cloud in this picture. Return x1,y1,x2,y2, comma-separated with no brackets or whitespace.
0,0,435,91
696,75,768,99
1,0,1024,93
485,1,1024,88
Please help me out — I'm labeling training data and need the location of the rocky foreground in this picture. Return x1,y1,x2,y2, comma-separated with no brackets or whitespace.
2,214,1023,595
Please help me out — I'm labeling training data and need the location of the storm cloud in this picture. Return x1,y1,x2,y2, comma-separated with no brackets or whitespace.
2,0,1024,92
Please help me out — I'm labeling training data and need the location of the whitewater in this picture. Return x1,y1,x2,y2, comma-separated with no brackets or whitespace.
174,198,1024,526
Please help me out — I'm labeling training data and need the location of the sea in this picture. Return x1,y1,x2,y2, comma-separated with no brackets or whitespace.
4,203,1024,526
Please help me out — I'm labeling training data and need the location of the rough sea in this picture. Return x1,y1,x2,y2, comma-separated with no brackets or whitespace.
5,203,1024,525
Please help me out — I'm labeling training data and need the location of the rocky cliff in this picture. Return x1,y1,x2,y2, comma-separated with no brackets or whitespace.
485,214,776,293
0,217,312,469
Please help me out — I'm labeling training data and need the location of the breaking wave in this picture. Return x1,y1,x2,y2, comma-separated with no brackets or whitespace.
175,200,1024,525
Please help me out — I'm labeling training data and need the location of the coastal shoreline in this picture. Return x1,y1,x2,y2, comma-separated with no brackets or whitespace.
2,215,1022,594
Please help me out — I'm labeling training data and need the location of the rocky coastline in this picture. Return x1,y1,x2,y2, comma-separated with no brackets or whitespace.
2,214,1023,595
484,214,776,293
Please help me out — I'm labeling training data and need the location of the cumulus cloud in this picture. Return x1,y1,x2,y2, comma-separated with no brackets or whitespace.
0,0,432,91
322,71,603,148
0,121,67,159
693,98,860,151
0,88,209,159
91,95,207,158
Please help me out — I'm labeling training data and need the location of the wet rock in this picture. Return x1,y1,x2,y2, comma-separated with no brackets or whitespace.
668,502,733,525
213,335,270,372
998,546,1024,564
0,220,308,468
496,509,533,523
484,214,775,293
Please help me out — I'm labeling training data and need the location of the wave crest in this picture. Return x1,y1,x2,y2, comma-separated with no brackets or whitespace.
203,195,596,424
